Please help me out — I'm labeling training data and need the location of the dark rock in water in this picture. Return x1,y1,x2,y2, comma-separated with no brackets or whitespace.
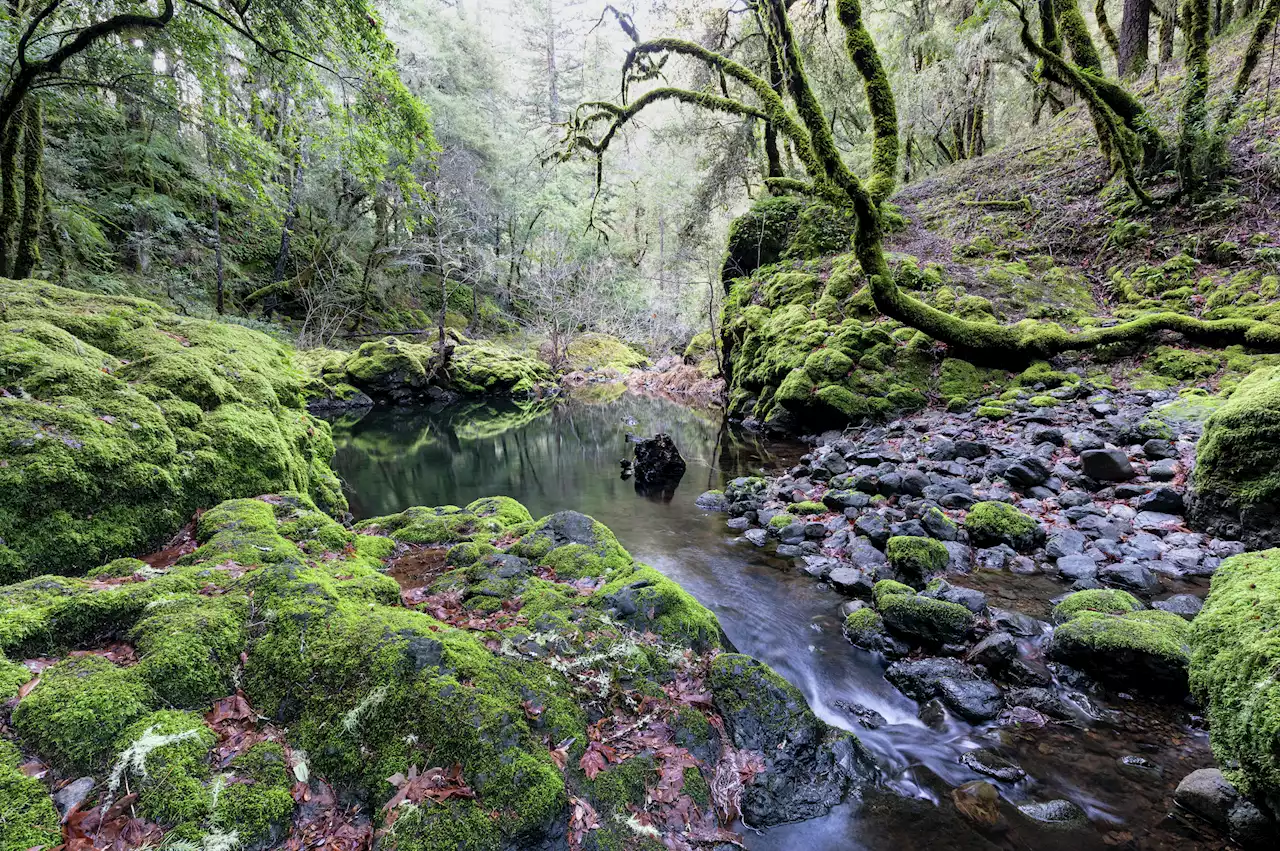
1098,561,1162,594
743,529,768,547
966,632,1017,670
710,654,876,825
1079,448,1135,481
630,433,686,486
1117,755,1163,780
918,698,949,729
1174,768,1275,847
886,658,1003,722
833,699,888,729
1005,687,1106,725
1153,593,1203,620
695,490,730,511
1017,799,1088,828
960,748,1026,782
1149,458,1180,481
922,579,987,613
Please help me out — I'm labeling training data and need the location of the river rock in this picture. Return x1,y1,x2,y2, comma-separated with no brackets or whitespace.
630,433,686,485
1152,593,1203,619
710,654,875,825
695,490,730,511
1017,799,1088,828
966,632,1017,670
1079,448,1134,481
885,658,1003,722
953,781,1003,828
1174,768,1275,846
1136,487,1185,515
960,748,1026,782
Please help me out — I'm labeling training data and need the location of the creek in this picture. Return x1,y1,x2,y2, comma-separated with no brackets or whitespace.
325,392,1222,851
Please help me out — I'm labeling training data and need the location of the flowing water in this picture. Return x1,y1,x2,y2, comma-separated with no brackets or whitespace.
325,393,1224,851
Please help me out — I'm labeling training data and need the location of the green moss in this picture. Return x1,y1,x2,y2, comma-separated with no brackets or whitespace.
873,579,916,607
86,557,148,579
0,739,59,851
113,710,216,829
0,655,30,700
790,501,827,516
565,333,648,372
976,403,1012,419
213,742,295,844
964,501,1041,552
878,593,975,644
843,608,885,644
381,799,503,851
1027,394,1058,407
1190,549,1280,800
0,280,344,581
938,358,996,407
1148,346,1221,380
1050,610,1190,677
12,654,155,770
1194,366,1280,508
1052,589,1143,622
722,196,805,280
1015,360,1075,389
885,536,949,583
130,593,247,708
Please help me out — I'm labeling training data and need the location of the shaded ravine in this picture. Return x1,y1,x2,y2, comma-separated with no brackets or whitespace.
326,393,1222,851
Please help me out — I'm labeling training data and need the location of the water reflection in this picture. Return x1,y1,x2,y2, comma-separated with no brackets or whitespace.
325,394,1221,851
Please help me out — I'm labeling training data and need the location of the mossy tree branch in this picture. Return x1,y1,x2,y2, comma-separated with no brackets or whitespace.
1011,1,1153,204
1096,0,1123,71
569,0,1280,368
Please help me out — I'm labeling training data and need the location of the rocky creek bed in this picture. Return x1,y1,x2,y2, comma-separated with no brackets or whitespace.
698,376,1279,847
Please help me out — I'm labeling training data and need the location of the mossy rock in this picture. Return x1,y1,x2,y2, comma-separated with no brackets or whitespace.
1052,589,1142,623
0,279,344,581
450,343,555,394
1191,367,1280,547
564,333,649,372
885,536,949,585
12,654,156,771
1049,609,1191,696
722,195,805,280
878,593,974,646
0,740,59,851
1,492,863,846
964,501,1043,552
1190,549,1280,803
873,579,916,607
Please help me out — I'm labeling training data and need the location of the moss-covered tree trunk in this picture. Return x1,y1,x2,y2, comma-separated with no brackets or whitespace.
1218,0,1280,124
0,101,21,279
1178,0,1212,189
1097,0,1124,71
12,97,42,281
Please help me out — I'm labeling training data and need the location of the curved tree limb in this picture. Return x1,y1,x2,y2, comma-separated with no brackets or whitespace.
834,0,899,202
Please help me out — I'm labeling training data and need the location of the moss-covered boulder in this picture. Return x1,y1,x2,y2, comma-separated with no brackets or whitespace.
1191,367,1280,548
964,501,1044,552
0,279,344,581
564,332,649,372
886,535,950,585
0,740,59,851
1049,604,1192,697
1051,588,1143,623
1190,549,1280,814
877,589,975,646
0,492,867,847
306,337,554,407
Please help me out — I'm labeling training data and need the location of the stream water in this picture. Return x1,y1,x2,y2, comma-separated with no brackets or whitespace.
325,393,1224,851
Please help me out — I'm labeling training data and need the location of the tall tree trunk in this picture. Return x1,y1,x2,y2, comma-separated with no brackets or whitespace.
272,147,305,284
1178,0,1212,189
1056,0,1105,72
1157,1,1178,62
1218,0,1280,124
0,101,21,278
13,97,43,280
206,131,225,314
1097,0,1124,72
1120,0,1153,75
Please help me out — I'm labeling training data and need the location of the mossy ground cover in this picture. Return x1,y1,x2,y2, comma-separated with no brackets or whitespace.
0,492,860,849
0,279,343,582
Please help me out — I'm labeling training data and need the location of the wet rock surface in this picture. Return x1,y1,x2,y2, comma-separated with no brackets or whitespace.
712,381,1278,845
